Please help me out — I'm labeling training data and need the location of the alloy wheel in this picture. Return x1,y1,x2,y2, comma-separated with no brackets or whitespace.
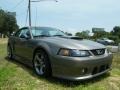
7,46,12,59
34,53,46,75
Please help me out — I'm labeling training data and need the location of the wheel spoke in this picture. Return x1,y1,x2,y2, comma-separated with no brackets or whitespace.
34,53,46,75
40,64,45,74
36,55,42,62
40,55,44,59
35,62,41,67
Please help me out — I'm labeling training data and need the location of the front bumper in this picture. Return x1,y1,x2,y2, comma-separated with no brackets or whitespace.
51,53,113,81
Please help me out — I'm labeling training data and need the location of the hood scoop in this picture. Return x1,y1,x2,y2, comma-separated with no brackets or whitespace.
61,36,83,40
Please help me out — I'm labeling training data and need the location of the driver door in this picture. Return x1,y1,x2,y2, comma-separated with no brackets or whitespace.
14,28,31,59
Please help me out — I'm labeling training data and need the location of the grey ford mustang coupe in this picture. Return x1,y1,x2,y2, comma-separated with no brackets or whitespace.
7,27,113,81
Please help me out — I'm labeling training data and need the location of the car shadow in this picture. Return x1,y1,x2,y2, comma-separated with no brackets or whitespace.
5,57,110,88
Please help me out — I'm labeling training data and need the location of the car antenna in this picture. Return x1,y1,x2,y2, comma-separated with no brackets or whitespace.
28,0,58,39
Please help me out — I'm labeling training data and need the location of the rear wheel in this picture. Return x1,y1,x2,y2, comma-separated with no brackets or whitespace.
33,50,52,77
7,45,13,59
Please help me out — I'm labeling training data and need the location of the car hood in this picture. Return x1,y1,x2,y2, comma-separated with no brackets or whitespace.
36,36,106,50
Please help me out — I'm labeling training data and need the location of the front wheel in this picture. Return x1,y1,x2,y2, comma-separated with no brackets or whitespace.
33,50,52,77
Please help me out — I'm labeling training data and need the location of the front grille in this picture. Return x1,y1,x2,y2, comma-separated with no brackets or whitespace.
91,49,105,56
92,64,109,75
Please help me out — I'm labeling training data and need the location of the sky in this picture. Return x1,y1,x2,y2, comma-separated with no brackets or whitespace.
0,0,120,34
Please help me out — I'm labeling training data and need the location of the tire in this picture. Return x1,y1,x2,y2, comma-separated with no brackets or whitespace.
33,49,52,77
7,45,13,60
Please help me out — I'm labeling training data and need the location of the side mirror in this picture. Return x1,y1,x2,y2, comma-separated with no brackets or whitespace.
20,35,30,39
20,34,26,38
20,34,30,39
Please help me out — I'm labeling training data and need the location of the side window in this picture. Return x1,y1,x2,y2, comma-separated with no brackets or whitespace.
14,29,30,38
19,29,30,38
14,30,22,37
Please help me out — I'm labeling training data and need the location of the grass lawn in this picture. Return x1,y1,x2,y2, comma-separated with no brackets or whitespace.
0,39,120,90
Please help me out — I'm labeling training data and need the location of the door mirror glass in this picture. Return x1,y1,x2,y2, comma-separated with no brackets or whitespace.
20,34,26,38
19,29,31,39
20,34,30,39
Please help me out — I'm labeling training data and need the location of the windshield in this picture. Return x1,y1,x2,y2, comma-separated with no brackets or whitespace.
31,27,67,37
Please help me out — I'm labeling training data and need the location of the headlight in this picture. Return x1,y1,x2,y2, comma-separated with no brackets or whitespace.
58,48,91,57
58,49,70,56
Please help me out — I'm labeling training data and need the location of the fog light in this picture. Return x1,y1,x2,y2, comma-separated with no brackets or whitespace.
81,68,87,74
82,69,85,73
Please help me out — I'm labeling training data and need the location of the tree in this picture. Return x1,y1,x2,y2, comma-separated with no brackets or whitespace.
75,30,90,39
0,9,5,34
92,28,109,40
110,26,120,44
0,9,18,37
111,26,120,38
